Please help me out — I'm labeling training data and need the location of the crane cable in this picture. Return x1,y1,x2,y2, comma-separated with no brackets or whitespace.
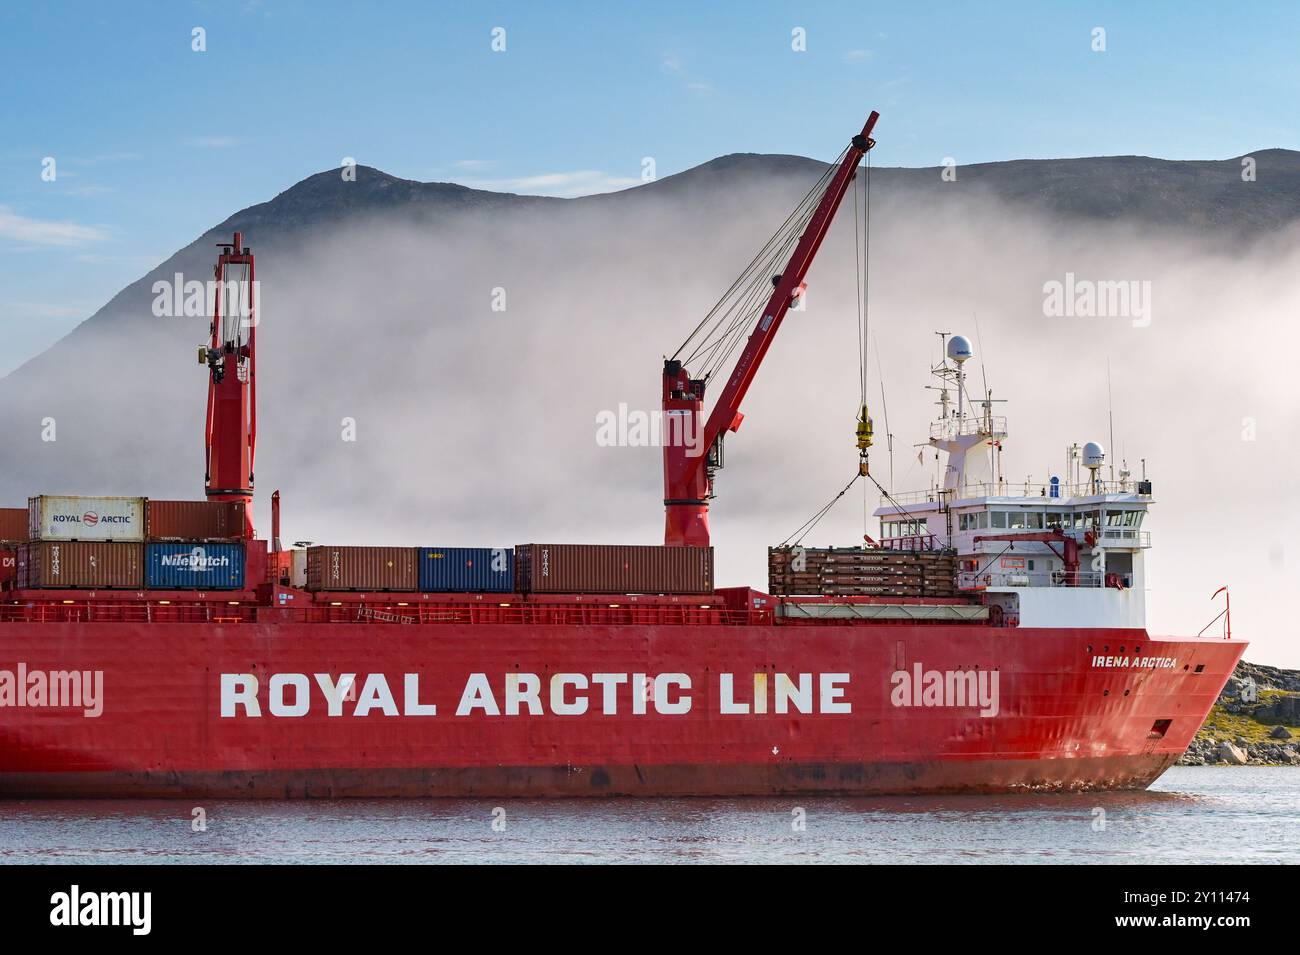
672,149,848,382
781,470,862,546
853,150,872,537
782,148,881,549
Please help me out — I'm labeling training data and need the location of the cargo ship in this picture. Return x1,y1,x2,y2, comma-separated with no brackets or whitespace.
0,112,1244,797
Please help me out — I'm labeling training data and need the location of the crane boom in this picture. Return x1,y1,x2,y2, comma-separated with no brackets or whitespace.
662,111,879,547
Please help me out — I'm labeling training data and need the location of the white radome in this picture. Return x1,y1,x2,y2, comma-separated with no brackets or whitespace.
947,335,973,364
1083,441,1106,469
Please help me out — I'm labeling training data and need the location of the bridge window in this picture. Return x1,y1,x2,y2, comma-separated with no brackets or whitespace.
991,511,1007,529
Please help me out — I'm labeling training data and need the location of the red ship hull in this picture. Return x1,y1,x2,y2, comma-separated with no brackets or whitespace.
0,618,1245,797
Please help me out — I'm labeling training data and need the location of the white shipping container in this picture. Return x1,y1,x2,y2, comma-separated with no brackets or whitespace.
28,495,146,542
290,549,308,588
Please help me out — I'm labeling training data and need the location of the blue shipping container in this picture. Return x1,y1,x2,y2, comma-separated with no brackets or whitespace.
145,542,246,590
419,547,514,592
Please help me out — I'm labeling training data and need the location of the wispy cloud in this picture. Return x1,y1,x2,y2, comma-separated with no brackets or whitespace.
63,184,112,197
184,136,243,148
455,170,640,198
452,159,495,169
844,48,874,62
0,206,108,246
660,52,712,94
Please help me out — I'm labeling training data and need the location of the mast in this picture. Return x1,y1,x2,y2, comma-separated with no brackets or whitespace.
200,231,256,538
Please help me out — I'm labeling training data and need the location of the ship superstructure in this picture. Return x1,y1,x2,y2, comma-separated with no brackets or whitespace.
875,334,1153,632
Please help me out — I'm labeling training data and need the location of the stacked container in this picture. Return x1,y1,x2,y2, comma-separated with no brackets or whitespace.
145,542,246,590
144,499,247,590
514,544,713,595
0,507,25,588
22,496,146,588
306,546,417,592
146,500,246,541
18,541,144,588
29,495,145,542
418,547,514,593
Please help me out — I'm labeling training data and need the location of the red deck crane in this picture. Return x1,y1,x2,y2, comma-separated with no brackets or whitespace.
200,231,257,539
662,112,879,547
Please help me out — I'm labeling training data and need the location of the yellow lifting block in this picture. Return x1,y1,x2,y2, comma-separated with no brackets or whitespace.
856,404,874,450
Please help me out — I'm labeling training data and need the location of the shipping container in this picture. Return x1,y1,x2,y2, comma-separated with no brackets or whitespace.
0,508,27,541
0,549,15,587
515,544,713,594
145,542,246,590
418,546,514,592
306,546,417,592
29,495,145,542
290,549,308,588
146,500,246,541
18,541,144,589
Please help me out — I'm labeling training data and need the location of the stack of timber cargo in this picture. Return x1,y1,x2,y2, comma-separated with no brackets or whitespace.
767,546,957,598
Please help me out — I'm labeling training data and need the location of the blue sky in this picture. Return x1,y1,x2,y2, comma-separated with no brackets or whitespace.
1,0,1297,373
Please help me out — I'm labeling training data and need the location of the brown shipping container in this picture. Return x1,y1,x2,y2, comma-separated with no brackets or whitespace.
147,500,246,540
18,541,144,589
306,546,417,592
0,508,27,541
515,544,713,594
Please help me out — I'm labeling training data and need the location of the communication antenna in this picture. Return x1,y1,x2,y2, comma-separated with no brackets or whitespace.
1107,359,1116,484
873,334,894,491
946,334,972,420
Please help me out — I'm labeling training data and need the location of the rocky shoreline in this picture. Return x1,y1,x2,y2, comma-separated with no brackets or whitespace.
1178,661,1300,766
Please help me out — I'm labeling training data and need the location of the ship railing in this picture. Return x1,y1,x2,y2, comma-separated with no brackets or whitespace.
0,600,260,624
929,416,1008,441
957,570,1112,590
881,480,1152,506
877,534,946,552
0,598,762,627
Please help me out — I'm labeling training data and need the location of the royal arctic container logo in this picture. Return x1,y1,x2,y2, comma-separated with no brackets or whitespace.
53,511,132,527
34,496,144,542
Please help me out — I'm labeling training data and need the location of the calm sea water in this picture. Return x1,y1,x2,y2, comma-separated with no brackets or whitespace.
0,767,1295,864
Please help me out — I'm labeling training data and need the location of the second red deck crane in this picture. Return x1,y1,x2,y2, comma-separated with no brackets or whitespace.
200,231,257,539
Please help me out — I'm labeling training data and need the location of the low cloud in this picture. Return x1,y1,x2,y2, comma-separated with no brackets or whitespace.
0,206,108,246
455,170,639,197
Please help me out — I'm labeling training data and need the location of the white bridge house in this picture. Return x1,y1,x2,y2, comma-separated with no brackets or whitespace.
874,335,1152,629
